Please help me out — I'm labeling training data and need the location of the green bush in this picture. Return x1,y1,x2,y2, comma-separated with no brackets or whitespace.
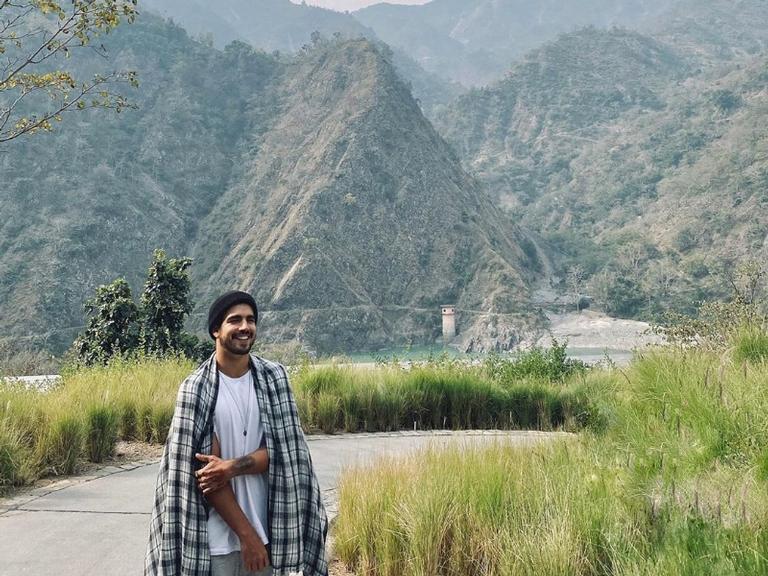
293,361,599,435
0,421,37,489
149,405,174,444
315,392,341,434
485,339,587,384
118,401,138,439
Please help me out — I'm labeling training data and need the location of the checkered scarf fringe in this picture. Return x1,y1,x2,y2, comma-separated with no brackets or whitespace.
145,354,328,576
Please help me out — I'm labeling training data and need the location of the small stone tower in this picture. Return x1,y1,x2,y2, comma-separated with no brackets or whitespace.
441,305,456,341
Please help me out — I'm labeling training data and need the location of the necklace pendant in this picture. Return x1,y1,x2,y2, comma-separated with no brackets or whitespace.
243,430,247,437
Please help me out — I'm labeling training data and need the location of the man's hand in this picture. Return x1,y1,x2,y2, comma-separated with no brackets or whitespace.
239,528,270,572
195,453,234,495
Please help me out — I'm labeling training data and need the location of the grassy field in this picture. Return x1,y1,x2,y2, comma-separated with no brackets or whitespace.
0,346,592,492
334,348,768,575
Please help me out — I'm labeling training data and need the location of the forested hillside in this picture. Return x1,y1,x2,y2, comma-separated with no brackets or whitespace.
0,15,538,354
435,17,768,318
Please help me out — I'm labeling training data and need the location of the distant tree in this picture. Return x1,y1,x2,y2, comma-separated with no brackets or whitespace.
723,260,765,307
73,278,139,365
139,249,192,356
590,268,643,317
0,0,138,144
566,264,585,311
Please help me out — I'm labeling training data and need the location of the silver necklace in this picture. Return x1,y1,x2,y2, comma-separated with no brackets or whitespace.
223,371,253,437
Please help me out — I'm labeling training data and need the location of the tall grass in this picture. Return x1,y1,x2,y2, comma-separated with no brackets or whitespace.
293,362,599,434
334,349,768,575
0,356,192,492
0,352,599,492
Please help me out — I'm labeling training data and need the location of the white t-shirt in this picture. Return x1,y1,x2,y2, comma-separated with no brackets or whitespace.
207,370,270,555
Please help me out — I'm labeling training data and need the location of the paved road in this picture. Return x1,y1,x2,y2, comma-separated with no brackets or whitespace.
0,430,567,576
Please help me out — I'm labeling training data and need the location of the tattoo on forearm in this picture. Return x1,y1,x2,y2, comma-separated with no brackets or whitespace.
234,456,254,474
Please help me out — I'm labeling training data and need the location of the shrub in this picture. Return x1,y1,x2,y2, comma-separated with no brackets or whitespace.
0,421,37,489
485,339,587,384
315,392,341,434
149,405,174,444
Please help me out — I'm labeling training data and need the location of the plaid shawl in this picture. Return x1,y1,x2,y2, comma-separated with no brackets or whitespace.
145,354,328,576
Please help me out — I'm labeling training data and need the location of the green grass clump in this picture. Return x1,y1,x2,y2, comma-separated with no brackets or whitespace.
85,405,119,463
335,442,639,576
733,326,768,364
293,361,598,434
484,339,587,383
39,414,84,476
0,352,600,493
334,348,768,574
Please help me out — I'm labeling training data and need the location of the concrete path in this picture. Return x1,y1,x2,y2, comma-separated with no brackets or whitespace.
0,430,567,576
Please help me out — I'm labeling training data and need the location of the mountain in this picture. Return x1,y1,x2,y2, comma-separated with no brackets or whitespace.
0,15,539,355
354,0,673,86
188,37,542,353
649,0,768,65
138,0,463,114
140,0,369,52
0,18,274,352
435,21,768,317
435,28,688,211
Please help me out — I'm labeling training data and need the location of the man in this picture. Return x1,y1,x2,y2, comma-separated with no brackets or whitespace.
146,291,328,576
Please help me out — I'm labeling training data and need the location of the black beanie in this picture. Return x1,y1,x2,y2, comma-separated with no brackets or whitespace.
207,291,258,339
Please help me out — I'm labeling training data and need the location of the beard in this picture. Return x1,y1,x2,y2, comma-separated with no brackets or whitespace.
221,333,254,356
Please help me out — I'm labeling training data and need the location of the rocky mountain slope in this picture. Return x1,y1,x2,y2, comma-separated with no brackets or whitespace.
188,38,542,353
435,28,688,211
0,16,540,354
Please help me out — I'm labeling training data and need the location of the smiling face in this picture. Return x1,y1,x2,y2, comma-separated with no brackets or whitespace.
213,303,257,357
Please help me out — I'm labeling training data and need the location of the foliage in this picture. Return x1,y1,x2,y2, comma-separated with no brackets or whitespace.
139,249,193,356
652,261,767,351
0,355,193,491
72,278,139,365
483,339,587,383
732,326,768,365
85,404,118,462
0,355,600,491
293,359,597,434
0,0,139,143
72,249,212,365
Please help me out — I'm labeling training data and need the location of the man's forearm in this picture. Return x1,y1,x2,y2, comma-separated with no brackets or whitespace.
205,483,270,572
206,484,257,540
196,441,269,494
231,447,269,477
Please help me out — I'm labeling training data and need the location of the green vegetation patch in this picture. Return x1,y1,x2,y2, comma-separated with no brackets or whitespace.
0,357,192,492
293,351,596,435
334,349,768,574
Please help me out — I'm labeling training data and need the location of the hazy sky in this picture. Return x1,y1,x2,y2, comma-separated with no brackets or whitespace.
291,0,430,12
